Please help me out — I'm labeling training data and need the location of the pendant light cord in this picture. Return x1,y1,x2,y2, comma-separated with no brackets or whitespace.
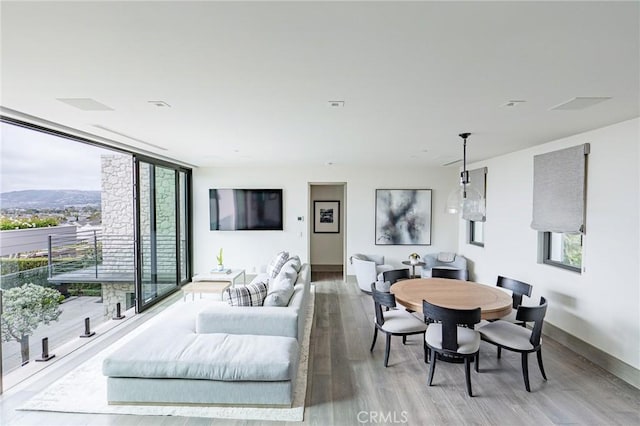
459,132,471,196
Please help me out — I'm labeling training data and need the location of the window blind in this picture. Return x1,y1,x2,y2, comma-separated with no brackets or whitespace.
531,144,589,233
462,167,487,222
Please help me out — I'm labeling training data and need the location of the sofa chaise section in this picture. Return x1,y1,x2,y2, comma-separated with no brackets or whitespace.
103,331,299,406
102,263,311,407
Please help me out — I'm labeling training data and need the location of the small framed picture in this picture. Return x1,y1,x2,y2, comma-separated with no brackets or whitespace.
314,200,340,233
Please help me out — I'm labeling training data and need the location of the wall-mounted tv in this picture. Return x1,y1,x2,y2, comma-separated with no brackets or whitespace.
209,189,283,231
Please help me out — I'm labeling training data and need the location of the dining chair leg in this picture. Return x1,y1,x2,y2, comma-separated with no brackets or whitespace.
497,346,502,359
475,351,479,373
402,335,407,345
384,334,391,367
370,327,378,352
423,339,428,363
427,349,437,386
536,348,548,380
521,352,531,392
464,357,473,397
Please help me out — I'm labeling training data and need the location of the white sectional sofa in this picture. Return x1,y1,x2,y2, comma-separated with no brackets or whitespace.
102,262,311,407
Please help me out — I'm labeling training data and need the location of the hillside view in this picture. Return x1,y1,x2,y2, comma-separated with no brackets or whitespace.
0,190,101,210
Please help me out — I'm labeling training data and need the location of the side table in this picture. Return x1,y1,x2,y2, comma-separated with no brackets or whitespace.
401,261,426,278
182,281,231,301
193,269,246,286
184,269,246,301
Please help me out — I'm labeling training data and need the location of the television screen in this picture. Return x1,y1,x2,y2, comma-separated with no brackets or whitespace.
209,189,283,231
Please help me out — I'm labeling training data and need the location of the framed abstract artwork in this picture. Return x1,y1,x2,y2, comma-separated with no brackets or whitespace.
314,200,340,233
375,189,432,245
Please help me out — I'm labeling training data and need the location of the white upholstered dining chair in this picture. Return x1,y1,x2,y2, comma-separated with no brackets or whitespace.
350,254,394,293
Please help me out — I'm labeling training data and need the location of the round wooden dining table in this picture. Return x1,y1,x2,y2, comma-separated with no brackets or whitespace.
391,278,513,320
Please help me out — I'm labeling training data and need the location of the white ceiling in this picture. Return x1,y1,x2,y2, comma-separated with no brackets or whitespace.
1,1,638,168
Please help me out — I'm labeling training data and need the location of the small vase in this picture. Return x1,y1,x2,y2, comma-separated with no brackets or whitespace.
217,264,224,271
410,258,418,265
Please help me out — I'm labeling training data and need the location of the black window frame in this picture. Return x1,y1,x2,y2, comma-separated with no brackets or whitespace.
542,231,582,273
1,116,193,313
467,220,485,247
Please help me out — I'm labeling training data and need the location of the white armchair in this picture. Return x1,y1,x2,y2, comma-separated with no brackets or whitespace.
350,254,394,293
420,253,468,278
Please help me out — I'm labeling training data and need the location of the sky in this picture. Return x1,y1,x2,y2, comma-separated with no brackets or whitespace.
0,122,125,193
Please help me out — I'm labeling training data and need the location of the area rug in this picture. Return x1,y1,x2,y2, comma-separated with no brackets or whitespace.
19,288,315,422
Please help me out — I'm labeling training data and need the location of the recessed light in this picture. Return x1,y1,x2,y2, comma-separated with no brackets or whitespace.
501,100,526,108
328,101,345,108
550,97,611,110
148,100,171,108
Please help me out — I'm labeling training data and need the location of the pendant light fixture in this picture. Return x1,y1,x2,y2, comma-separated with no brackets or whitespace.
445,133,485,217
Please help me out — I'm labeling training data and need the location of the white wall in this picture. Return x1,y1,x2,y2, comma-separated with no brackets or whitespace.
193,165,459,276
459,117,640,370
310,184,344,266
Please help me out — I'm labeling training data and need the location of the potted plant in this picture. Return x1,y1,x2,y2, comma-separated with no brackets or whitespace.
216,248,224,271
409,252,420,265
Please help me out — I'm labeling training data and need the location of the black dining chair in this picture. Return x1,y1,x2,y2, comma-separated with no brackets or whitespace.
422,299,481,396
431,267,469,281
370,283,428,367
478,297,548,392
495,276,533,325
382,268,411,287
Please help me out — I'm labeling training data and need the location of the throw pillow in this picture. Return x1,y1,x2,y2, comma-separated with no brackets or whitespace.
263,274,295,307
249,273,270,286
266,251,289,278
437,252,456,263
223,281,268,307
283,255,302,273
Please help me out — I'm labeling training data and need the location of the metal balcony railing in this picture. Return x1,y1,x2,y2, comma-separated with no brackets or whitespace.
48,229,135,283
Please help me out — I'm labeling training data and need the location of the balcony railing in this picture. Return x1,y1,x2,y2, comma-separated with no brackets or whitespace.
47,229,135,283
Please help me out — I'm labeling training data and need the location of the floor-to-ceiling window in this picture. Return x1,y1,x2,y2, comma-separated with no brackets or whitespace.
0,117,192,393
135,158,191,311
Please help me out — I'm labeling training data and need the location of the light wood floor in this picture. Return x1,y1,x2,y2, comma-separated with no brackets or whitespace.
1,276,638,425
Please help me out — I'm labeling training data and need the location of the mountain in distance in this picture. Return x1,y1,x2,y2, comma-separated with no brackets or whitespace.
0,190,101,209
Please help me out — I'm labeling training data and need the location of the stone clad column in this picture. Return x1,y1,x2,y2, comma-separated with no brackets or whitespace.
100,155,135,318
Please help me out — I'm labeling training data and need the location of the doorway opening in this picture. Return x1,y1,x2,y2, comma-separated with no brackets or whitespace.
308,183,346,282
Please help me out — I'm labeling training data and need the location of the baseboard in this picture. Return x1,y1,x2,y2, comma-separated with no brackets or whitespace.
543,322,639,389
311,264,343,272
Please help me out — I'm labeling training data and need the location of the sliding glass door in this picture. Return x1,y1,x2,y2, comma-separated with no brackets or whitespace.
135,158,191,311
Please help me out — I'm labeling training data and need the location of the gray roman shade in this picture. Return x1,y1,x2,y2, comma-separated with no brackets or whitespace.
463,167,487,222
531,144,590,233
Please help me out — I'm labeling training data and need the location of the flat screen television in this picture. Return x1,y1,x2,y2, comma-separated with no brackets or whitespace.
209,189,283,231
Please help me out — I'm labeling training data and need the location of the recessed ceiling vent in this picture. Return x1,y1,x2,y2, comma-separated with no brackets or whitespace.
550,97,611,110
93,125,168,151
56,98,113,111
442,158,463,167
328,101,345,108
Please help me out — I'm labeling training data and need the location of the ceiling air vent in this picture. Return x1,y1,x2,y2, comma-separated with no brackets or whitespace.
56,98,113,111
550,97,611,111
93,125,168,151
442,158,463,167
